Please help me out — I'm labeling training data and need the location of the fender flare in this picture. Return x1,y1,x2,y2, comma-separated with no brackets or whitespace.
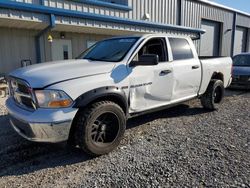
73,86,128,113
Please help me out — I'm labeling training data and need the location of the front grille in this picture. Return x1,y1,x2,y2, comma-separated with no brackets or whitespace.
21,96,34,107
8,78,36,110
17,82,29,93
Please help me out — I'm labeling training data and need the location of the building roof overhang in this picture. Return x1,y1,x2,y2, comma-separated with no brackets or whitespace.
0,0,205,35
198,0,250,17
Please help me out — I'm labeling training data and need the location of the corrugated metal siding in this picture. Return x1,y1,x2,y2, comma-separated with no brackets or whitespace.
44,0,129,18
127,0,179,25
49,0,192,38
0,8,49,23
182,0,234,56
236,14,250,28
2,0,194,37
55,16,196,37
0,27,36,75
44,0,180,25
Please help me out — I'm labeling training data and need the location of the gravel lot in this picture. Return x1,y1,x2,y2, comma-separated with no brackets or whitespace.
0,90,249,188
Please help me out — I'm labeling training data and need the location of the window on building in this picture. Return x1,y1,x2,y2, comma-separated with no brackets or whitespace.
169,38,194,60
63,45,69,60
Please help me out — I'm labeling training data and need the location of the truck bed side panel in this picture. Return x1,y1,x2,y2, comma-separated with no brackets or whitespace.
199,57,232,95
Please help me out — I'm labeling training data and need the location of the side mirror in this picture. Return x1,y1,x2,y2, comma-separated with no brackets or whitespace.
130,54,159,67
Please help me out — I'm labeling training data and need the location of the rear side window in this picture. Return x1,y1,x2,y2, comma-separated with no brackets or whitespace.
169,38,194,60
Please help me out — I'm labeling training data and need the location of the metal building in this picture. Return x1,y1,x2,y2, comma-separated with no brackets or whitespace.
0,0,250,75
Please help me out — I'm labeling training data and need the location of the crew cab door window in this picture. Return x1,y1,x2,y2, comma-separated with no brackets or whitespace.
169,38,194,60
128,37,174,113
133,38,168,62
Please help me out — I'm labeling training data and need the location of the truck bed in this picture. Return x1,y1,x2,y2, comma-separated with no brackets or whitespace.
198,57,232,95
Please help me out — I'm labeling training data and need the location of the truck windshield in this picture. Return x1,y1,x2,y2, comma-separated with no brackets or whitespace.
78,37,139,62
233,55,250,67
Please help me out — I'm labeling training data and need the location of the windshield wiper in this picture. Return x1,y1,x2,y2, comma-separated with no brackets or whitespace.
84,57,103,61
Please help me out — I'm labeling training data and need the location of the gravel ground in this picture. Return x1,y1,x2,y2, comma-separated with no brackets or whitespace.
0,90,249,188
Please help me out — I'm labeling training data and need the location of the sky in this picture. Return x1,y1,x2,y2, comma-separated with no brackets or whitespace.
213,0,250,14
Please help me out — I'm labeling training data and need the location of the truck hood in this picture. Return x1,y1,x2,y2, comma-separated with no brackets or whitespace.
233,66,250,76
9,59,115,88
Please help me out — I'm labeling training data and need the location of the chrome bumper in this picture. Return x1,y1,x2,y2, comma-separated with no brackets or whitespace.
9,116,72,143
6,97,77,143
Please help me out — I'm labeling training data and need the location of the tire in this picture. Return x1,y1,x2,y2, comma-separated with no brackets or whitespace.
73,101,126,156
200,79,225,110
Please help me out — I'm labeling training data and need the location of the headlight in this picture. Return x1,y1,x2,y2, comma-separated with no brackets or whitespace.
34,90,73,108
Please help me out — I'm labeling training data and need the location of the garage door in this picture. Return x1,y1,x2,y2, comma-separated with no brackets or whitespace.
200,20,221,56
234,27,248,55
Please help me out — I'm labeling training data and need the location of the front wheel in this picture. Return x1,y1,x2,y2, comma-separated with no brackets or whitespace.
200,79,225,110
74,101,126,156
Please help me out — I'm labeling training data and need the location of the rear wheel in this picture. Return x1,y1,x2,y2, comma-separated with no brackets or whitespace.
200,79,224,110
74,101,126,156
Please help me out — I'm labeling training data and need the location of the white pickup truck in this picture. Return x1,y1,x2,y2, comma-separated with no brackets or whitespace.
6,34,232,156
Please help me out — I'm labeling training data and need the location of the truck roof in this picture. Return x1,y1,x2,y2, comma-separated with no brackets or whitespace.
109,34,190,40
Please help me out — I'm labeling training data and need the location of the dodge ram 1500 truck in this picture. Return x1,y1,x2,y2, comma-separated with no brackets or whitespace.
6,34,232,156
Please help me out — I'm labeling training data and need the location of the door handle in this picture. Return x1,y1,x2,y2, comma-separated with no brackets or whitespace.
192,65,200,69
160,69,172,75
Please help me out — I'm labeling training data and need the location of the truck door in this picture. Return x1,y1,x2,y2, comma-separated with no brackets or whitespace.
168,37,201,101
128,37,174,113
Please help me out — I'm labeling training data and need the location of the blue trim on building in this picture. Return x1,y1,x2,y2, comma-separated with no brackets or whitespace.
231,12,237,57
72,0,132,11
35,14,56,63
50,14,56,27
0,0,205,34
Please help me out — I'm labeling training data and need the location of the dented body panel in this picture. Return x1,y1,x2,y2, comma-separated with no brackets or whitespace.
199,57,233,94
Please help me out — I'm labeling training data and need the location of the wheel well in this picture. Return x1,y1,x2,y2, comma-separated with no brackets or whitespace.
211,72,224,82
79,95,128,115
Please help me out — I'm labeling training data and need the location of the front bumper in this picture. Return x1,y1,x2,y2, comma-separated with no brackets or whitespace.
6,97,78,143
